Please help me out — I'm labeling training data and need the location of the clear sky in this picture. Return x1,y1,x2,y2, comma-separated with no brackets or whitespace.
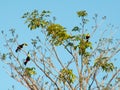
0,0,120,90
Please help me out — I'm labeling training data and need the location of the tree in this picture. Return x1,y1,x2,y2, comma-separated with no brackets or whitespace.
0,10,120,90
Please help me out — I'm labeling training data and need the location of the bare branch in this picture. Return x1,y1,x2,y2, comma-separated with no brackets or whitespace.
107,69,120,87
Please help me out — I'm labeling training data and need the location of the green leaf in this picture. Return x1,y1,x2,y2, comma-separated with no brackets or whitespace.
77,10,88,17
1,53,6,60
72,26,80,31
59,68,76,84
24,67,36,77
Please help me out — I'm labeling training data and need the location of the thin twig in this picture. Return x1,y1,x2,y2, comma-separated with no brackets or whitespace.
52,46,64,68
107,69,120,87
33,61,60,90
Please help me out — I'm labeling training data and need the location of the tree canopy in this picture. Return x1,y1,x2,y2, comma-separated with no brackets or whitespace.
0,10,120,90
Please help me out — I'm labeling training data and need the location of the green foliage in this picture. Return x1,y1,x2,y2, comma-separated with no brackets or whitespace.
69,33,92,55
22,10,50,30
1,53,6,60
101,63,114,72
59,68,76,84
78,39,92,55
94,57,114,72
24,67,36,77
72,26,80,32
47,24,71,46
0,9,119,90
77,10,89,25
77,10,88,17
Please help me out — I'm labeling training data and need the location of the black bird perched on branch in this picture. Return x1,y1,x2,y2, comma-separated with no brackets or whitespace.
24,52,30,65
15,43,28,52
86,34,90,42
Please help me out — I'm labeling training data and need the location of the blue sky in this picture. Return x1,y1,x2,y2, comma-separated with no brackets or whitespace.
0,0,120,90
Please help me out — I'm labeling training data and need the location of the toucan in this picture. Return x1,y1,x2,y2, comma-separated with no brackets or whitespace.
86,34,90,42
15,43,28,52
24,52,30,65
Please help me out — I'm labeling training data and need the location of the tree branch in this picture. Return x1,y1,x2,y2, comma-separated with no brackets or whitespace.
107,69,120,87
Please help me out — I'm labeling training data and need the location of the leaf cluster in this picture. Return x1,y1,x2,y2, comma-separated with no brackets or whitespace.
24,67,36,77
67,33,92,55
94,57,114,72
78,38,92,55
59,68,76,84
47,24,71,46
77,10,88,17
22,10,50,30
